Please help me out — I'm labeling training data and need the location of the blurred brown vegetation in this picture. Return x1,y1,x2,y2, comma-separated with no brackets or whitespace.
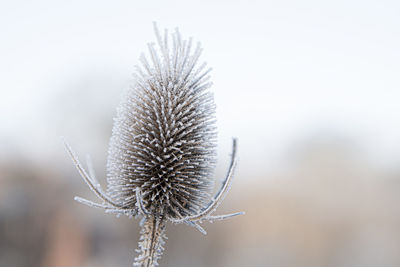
1,136,400,267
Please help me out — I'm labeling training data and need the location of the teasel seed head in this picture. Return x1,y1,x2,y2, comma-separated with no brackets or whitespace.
106,24,217,218
64,23,244,267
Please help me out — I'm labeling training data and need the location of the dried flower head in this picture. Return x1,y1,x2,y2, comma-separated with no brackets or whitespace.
64,23,243,267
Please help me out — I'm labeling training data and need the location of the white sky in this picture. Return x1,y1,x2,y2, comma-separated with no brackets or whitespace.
1,0,400,175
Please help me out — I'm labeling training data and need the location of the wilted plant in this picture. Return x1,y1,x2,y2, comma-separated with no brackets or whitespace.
64,23,243,266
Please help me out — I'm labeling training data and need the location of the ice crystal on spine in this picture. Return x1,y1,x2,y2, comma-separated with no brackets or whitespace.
64,23,243,267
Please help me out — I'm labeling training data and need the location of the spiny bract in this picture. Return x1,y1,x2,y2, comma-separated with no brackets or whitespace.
65,23,243,267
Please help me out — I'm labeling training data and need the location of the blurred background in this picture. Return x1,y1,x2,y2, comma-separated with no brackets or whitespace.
1,0,400,266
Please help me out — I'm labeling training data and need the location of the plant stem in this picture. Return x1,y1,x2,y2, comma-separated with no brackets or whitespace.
135,216,166,267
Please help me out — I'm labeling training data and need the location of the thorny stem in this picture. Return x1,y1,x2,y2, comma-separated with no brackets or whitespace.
135,216,166,267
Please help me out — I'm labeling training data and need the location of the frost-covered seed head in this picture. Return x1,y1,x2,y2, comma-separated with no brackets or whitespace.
66,24,243,267
106,24,217,219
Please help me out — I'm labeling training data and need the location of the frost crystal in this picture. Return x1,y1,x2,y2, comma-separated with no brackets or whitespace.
65,23,243,267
